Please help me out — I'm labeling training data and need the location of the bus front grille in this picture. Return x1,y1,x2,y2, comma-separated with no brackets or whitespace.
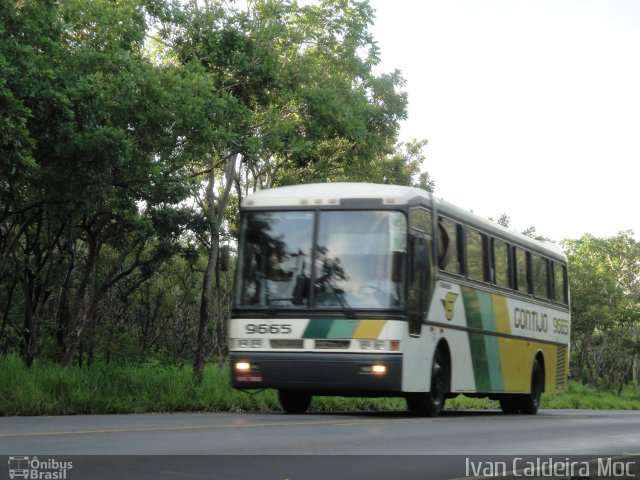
270,340,304,349
315,340,350,350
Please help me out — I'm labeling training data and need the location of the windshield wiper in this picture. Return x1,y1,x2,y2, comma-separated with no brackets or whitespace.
337,293,357,319
324,280,357,319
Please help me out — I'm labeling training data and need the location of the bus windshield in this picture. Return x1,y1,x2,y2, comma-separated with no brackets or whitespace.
236,210,407,310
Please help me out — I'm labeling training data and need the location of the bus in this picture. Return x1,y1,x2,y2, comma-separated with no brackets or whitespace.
229,183,570,416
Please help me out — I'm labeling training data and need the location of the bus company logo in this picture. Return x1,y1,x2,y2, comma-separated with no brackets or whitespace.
8,456,73,479
441,292,458,320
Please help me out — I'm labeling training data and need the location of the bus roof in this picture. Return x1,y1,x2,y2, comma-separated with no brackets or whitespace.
434,195,567,261
242,182,431,207
242,182,566,261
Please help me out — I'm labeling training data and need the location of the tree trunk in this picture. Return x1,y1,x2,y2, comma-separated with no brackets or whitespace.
1,279,17,355
21,276,37,368
193,154,237,384
577,333,592,385
62,228,101,368
20,215,42,368
213,256,228,364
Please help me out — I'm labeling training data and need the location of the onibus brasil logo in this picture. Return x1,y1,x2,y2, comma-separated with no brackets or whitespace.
8,456,73,479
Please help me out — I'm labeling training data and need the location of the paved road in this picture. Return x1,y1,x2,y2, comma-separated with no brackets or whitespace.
1,409,639,479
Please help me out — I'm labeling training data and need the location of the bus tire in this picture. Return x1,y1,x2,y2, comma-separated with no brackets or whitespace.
520,358,544,415
406,347,450,417
500,359,544,414
278,389,312,414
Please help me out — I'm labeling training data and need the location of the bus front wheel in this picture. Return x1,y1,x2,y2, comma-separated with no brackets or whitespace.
278,389,312,414
406,347,450,417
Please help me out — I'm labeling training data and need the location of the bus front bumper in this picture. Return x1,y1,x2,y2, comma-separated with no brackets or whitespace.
230,352,403,395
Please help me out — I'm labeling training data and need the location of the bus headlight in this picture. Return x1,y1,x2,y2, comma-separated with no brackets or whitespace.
360,364,387,375
234,361,263,383
235,362,251,371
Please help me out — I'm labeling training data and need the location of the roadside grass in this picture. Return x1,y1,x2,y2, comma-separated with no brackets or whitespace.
0,354,287,415
1,355,639,416
541,381,640,410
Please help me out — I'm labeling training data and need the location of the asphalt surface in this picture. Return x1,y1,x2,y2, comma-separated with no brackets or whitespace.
1,409,639,479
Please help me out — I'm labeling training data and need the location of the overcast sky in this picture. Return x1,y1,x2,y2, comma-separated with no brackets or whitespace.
368,0,640,242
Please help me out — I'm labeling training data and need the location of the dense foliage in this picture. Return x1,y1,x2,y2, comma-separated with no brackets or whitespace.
0,0,427,380
564,232,640,391
1,0,638,394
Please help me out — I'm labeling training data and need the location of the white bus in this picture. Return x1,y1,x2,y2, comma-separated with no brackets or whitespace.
229,183,570,416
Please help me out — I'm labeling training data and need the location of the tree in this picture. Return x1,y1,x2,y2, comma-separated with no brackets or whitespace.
491,214,510,228
563,232,640,390
152,0,412,381
0,0,434,377
0,0,203,366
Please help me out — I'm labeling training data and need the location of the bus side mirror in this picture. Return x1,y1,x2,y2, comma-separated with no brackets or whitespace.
219,245,230,272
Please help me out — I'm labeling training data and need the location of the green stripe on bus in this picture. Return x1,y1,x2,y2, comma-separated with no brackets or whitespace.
462,287,505,392
302,319,386,339
462,287,489,390
477,291,495,331
302,318,334,338
327,319,360,338
484,334,504,391
478,292,504,391
462,286,483,330
469,332,491,391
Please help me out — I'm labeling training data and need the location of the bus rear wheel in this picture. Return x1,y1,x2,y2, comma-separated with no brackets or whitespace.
278,389,312,414
520,358,543,414
499,358,544,415
406,347,450,417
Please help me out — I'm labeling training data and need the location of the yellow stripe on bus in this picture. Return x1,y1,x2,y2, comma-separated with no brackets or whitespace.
492,295,511,335
486,295,564,394
497,337,530,392
497,338,561,394
352,320,386,339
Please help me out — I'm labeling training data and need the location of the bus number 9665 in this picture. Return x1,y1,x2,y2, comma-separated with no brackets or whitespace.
245,324,292,335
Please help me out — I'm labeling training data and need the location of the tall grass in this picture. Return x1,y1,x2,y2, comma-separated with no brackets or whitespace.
542,381,640,410
0,354,278,416
1,355,639,416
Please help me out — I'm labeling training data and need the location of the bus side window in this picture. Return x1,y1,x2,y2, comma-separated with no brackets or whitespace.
514,247,530,294
492,238,510,288
438,218,460,274
532,254,550,299
466,228,487,282
410,207,432,234
553,262,568,304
